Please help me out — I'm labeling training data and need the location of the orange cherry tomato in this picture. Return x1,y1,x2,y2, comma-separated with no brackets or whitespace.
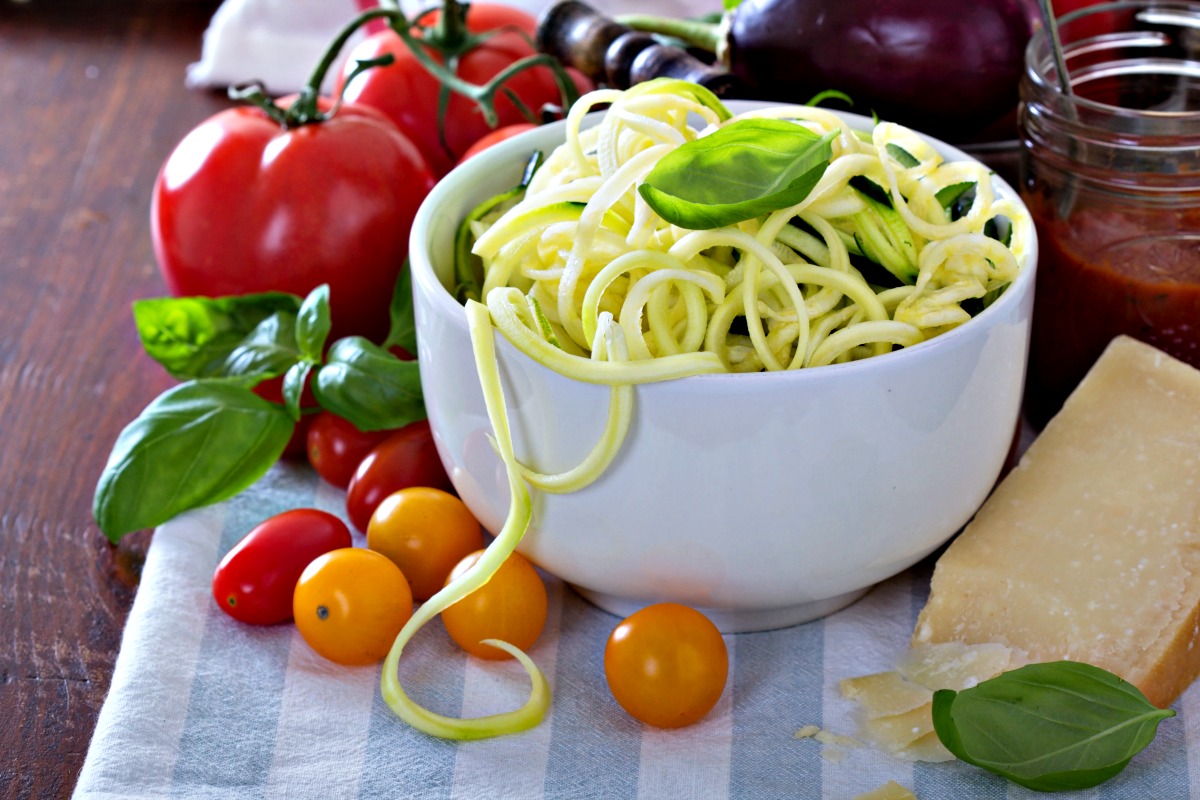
293,548,413,666
441,550,547,660
604,603,729,728
366,487,485,601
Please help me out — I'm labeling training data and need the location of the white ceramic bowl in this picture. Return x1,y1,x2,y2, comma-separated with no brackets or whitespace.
409,103,1038,632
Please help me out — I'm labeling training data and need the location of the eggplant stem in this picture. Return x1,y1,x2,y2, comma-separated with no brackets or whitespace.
616,13,723,54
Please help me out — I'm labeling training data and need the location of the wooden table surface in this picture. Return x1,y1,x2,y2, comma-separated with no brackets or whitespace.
0,2,231,796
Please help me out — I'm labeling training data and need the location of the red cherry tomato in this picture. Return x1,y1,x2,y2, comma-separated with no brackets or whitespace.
151,99,435,343
280,412,316,461
212,508,352,625
345,419,453,532
441,550,548,660
458,123,539,164
337,6,591,176
307,412,395,488
604,603,729,728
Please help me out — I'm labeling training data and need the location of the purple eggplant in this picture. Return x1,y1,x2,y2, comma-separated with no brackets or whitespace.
726,0,1039,140
606,0,1040,142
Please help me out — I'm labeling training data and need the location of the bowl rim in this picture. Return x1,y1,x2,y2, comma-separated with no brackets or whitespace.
409,100,1038,384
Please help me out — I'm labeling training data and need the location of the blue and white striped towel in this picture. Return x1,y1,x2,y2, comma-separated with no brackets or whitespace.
74,462,1200,799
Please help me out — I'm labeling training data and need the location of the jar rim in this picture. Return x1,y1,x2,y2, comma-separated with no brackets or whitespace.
1025,0,1200,124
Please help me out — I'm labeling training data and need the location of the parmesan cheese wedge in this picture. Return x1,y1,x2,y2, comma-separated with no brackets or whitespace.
914,336,1200,708
839,671,932,718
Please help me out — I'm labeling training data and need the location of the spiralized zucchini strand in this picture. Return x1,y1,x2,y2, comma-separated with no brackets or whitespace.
380,300,548,740
517,313,634,493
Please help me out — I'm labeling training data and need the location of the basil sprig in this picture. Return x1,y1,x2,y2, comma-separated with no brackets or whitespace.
95,271,426,542
638,119,836,230
132,292,301,381
932,661,1174,792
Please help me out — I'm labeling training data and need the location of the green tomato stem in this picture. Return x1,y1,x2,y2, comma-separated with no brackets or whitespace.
288,7,402,126
429,0,471,53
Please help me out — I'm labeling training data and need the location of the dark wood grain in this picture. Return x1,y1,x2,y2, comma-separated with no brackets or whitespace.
0,3,227,797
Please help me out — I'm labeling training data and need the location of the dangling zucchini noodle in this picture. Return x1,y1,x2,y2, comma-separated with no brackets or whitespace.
381,79,1031,739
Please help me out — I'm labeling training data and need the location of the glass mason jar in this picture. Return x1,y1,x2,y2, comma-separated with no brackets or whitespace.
1020,1,1200,427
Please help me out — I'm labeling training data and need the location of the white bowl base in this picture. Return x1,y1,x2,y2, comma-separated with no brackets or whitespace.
571,585,871,634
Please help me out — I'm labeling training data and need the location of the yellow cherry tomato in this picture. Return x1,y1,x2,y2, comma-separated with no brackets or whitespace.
604,603,728,728
366,487,484,601
293,547,413,666
441,549,547,660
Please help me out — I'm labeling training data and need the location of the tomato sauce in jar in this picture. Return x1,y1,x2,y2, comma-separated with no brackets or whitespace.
1025,199,1200,425
1019,1,1200,426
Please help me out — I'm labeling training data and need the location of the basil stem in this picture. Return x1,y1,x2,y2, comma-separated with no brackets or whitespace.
932,661,1174,792
639,119,836,230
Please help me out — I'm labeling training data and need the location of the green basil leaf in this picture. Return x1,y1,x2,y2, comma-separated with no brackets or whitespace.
932,661,1174,793
313,337,426,432
217,312,302,382
295,284,331,361
639,120,836,230
382,265,419,355
886,143,921,168
282,361,312,421
132,293,301,380
93,380,294,541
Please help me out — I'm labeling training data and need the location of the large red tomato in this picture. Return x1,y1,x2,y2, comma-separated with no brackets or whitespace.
337,5,588,176
152,100,435,344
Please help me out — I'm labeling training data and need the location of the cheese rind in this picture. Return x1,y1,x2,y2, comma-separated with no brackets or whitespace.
914,336,1200,707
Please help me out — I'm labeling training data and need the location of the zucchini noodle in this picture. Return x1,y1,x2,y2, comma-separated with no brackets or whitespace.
473,85,1029,375
384,82,1030,740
